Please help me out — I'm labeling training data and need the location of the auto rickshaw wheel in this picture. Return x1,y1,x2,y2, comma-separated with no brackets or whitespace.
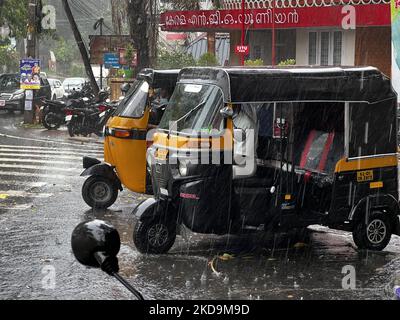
82,175,118,209
133,219,176,254
352,212,393,251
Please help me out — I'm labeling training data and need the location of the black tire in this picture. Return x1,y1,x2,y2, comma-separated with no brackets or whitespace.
352,212,393,251
133,219,176,254
67,121,77,137
43,111,61,130
82,175,118,209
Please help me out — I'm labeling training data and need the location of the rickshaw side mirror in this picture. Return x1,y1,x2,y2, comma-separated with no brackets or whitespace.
71,220,121,273
120,83,131,93
220,107,234,118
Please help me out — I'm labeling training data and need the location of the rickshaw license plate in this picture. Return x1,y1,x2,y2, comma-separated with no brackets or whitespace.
156,149,168,160
357,170,374,182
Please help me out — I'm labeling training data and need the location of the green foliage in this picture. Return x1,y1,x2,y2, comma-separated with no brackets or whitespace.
278,59,296,66
0,0,28,39
125,43,134,63
70,64,86,77
0,45,20,73
54,38,77,64
156,49,197,69
245,59,264,67
197,53,219,67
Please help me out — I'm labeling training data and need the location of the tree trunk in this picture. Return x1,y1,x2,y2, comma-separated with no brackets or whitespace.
126,0,158,73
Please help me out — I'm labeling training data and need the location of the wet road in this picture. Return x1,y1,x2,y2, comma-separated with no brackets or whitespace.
0,111,399,300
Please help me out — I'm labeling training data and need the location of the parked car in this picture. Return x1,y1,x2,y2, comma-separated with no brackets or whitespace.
63,78,87,94
48,78,65,100
0,73,52,113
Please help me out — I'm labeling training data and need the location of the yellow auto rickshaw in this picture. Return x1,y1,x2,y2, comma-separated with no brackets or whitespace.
80,69,179,209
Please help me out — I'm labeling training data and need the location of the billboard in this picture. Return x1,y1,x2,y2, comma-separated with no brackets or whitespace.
89,35,132,65
20,59,41,90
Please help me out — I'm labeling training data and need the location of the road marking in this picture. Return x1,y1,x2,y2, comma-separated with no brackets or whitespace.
0,181,47,188
0,163,81,172
0,133,104,149
0,190,53,198
0,152,102,161
0,148,103,157
0,158,81,166
0,144,103,152
0,204,34,211
0,171,79,180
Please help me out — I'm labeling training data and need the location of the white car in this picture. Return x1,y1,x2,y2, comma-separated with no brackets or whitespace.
48,78,65,100
62,77,87,94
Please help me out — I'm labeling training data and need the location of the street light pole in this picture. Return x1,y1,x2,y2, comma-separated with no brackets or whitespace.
24,0,38,125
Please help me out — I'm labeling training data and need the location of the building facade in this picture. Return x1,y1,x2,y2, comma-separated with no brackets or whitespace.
161,0,391,76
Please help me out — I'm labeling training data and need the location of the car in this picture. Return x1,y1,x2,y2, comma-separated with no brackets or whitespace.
0,73,52,113
62,77,87,94
48,78,65,100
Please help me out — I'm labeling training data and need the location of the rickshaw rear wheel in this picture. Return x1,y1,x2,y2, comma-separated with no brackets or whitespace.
133,219,176,254
82,175,118,209
352,212,393,251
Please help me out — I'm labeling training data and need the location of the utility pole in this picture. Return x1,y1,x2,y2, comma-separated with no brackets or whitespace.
94,18,104,90
24,0,38,124
62,0,99,97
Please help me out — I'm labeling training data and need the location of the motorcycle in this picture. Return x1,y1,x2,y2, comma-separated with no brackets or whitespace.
41,89,109,130
65,102,116,137
40,98,86,130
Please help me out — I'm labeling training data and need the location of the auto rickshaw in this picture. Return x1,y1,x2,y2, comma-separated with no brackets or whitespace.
81,69,179,209
132,66,400,254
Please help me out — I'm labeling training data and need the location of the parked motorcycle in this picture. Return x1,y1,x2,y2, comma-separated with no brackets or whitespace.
41,89,109,130
65,102,116,137
40,98,86,130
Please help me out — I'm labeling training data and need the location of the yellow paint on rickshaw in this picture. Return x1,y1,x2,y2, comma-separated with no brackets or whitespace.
103,112,150,194
335,156,398,173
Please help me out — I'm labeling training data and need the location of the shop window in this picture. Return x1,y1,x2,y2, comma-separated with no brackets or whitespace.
253,45,262,60
308,32,317,65
308,31,343,66
333,32,343,66
320,32,330,65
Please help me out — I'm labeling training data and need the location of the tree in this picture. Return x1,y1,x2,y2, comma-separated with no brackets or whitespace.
157,48,196,69
127,0,158,72
0,0,28,39
197,53,219,66
111,0,128,35
165,0,200,10
53,37,80,74
0,45,20,73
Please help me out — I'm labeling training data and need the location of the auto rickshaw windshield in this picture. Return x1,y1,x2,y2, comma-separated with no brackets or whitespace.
114,80,149,118
159,83,224,133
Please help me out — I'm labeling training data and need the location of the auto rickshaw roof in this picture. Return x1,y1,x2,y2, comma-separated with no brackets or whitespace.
178,66,396,104
138,68,180,89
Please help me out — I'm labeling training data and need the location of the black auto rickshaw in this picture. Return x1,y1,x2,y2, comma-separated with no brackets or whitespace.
81,69,179,209
132,66,400,254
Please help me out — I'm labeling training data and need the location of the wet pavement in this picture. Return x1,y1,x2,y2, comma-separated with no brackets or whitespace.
0,110,399,300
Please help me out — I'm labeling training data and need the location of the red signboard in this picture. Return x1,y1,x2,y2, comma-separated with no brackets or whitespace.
235,45,249,55
160,4,390,32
